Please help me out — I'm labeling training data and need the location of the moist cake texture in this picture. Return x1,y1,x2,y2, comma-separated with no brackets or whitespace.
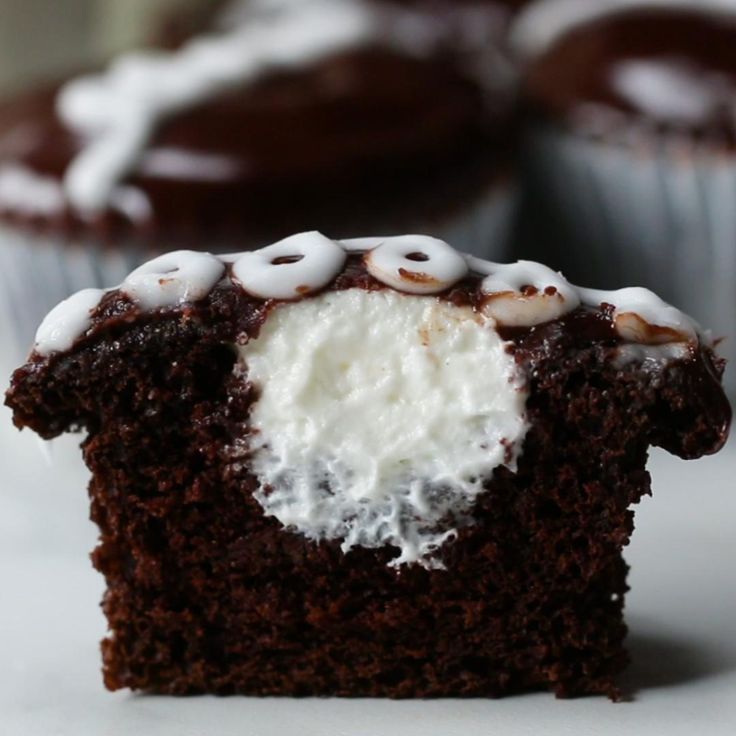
6,233,730,698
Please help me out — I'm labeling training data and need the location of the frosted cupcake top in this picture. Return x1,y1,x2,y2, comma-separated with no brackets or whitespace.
518,0,736,141
33,231,702,357
0,0,518,240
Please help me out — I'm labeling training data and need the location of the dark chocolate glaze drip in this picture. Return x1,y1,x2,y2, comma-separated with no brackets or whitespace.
523,6,736,144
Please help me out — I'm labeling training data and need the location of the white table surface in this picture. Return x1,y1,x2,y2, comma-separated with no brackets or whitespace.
1,401,735,736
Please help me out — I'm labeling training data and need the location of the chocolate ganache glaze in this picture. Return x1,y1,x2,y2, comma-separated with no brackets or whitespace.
523,4,736,143
0,0,520,247
11,232,731,458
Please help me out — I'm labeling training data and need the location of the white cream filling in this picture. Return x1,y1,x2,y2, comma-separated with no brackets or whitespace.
238,288,528,568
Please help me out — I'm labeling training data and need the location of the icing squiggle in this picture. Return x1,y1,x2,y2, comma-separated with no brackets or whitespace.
364,235,468,294
0,166,65,217
56,0,463,214
512,0,736,59
32,231,702,357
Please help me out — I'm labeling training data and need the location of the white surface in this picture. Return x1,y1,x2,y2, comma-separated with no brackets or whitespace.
1,402,735,735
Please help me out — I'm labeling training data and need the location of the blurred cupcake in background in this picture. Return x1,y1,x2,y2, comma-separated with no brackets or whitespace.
515,0,736,393
0,0,526,373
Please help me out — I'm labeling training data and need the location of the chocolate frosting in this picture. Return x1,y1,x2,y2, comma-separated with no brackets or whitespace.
523,6,736,143
0,0,523,246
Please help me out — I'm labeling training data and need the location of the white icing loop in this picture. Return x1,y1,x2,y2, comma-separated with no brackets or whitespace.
232,232,346,299
34,288,106,356
365,235,468,294
57,1,376,212
122,251,224,310
29,232,706,359
240,289,529,569
512,0,736,60
579,287,699,344
479,260,581,327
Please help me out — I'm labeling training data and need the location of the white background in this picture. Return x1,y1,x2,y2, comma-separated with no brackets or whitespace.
1,401,735,736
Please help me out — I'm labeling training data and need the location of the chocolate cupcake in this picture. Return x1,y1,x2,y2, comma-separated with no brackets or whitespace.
0,0,523,373
6,232,730,697
516,0,736,394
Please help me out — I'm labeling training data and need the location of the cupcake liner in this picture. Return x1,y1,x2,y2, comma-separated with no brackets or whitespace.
525,124,736,395
431,179,519,261
0,226,144,383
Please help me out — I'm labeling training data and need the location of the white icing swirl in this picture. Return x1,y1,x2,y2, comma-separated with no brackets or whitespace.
0,166,65,217
232,231,346,299
364,235,469,295
56,0,457,214
31,232,704,357
122,251,225,310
